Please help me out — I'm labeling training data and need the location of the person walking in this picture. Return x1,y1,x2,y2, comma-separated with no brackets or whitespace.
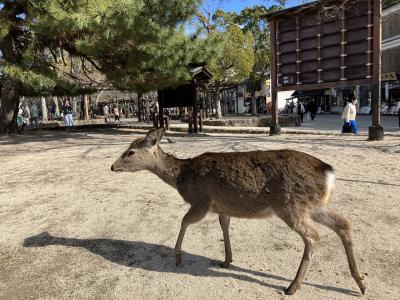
103,104,110,123
114,106,120,121
30,103,39,128
17,104,28,132
62,99,73,127
341,95,359,135
309,99,318,121
297,100,306,123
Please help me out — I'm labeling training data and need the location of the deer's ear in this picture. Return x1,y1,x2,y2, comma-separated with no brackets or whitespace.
156,127,167,144
145,128,158,147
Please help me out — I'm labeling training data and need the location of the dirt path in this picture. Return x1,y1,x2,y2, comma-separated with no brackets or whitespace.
1,129,399,300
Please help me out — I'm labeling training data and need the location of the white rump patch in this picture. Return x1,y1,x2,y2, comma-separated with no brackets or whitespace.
323,170,335,204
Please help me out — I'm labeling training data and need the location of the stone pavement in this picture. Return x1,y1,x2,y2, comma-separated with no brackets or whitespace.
39,114,400,136
290,114,400,135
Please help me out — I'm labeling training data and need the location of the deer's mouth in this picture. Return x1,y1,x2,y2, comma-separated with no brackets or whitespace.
111,164,122,172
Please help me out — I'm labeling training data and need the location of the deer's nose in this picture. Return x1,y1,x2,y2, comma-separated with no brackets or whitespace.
111,164,114,171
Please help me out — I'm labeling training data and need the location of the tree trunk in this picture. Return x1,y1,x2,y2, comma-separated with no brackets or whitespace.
41,96,48,122
82,94,89,120
72,97,78,116
0,77,20,134
53,96,60,118
215,86,222,119
88,95,93,118
137,93,143,122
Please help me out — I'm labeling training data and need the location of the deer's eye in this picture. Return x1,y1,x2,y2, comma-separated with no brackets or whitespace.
128,150,135,156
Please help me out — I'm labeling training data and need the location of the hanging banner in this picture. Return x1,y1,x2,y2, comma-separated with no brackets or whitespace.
381,72,397,81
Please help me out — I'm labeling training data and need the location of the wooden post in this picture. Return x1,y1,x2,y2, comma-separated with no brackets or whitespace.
296,17,301,85
158,90,164,128
369,0,384,140
199,110,203,132
202,90,207,119
340,7,346,81
270,20,281,135
193,83,198,134
367,0,373,79
317,12,322,83
188,108,193,134
164,113,169,130
236,85,239,115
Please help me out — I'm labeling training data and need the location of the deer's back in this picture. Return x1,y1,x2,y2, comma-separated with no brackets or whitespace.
176,149,333,218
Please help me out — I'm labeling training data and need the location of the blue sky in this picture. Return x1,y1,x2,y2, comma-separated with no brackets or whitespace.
0,1,305,13
206,0,308,13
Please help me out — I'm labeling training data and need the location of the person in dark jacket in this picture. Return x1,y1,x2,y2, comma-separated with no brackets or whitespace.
308,99,318,121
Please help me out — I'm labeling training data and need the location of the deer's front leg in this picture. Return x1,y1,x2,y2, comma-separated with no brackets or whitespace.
174,204,208,266
218,214,232,268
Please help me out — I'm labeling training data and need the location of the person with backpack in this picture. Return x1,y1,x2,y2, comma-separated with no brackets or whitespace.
63,99,73,127
341,95,358,135
308,99,318,121
30,103,39,128
297,100,306,123
16,104,28,132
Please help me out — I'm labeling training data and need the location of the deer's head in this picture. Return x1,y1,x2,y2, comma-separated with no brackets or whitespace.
111,128,166,172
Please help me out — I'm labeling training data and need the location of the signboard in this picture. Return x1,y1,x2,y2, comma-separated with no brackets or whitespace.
381,72,397,81
159,84,195,108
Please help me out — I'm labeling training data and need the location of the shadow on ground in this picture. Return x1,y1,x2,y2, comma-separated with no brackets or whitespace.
23,232,361,297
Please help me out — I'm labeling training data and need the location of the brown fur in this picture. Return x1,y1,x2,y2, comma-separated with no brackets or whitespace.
111,128,365,296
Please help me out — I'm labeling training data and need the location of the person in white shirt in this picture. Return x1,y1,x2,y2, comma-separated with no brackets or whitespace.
341,95,358,134
297,100,306,123
103,104,109,123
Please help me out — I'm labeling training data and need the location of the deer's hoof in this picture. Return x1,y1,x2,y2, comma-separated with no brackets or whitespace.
358,277,366,295
284,285,298,296
353,273,366,295
219,261,231,268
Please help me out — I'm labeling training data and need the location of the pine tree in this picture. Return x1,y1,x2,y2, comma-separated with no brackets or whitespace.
0,0,209,133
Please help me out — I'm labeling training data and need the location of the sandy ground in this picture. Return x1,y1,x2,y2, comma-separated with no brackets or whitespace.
0,129,399,300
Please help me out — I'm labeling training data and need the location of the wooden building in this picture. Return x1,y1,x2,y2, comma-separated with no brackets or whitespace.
265,0,384,140
382,1,400,105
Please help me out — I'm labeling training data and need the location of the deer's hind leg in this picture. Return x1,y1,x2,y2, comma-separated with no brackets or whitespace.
218,214,232,268
277,211,320,295
311,207,366,295
175,203,209,266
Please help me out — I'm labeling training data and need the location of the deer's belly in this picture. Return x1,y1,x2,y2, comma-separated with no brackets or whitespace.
210,200,274,219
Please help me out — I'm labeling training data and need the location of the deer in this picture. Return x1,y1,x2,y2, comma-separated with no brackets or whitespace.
111,128,366,296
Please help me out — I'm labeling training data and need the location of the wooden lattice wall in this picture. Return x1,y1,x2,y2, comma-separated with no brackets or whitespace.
269,0,376,91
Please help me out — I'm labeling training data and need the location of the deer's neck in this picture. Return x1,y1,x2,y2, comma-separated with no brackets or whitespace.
151,146,186,188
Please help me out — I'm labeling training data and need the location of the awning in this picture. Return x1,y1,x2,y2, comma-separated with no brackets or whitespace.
291,90,325,98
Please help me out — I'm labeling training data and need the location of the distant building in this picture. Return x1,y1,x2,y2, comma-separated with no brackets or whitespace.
382,1,400,106
218,1,400,116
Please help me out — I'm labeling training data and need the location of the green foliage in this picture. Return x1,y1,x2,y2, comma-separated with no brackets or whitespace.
384,0,400,8
0,0,207,96
0,16,8,39
202,4,282,90
208,24,254,86
3,64,55,91
30,0,206,91
236,5,282,84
